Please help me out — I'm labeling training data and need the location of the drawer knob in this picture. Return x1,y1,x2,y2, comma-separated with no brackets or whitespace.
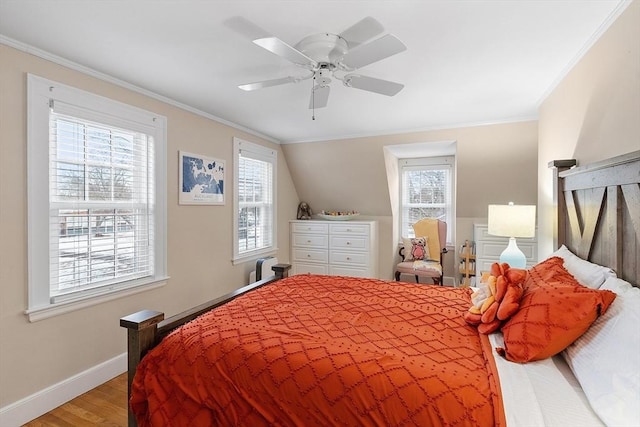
346,241,351,245
307,254,311,258
307,240,311,243
346,257,351,260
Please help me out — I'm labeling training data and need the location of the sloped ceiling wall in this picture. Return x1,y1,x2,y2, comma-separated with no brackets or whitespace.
281,137,392,217
281,121,539,221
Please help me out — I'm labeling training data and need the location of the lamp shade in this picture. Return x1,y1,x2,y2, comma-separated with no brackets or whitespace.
488,203,536,238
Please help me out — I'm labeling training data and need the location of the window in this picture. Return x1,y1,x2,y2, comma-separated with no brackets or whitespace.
27,75,167,321
233,138,277,263
399,156,454,244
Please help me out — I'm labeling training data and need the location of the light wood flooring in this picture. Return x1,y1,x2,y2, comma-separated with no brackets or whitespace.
22,373,127,426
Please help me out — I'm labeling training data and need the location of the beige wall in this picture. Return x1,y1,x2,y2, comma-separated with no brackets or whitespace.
281,120,539,280
0,45,299,408
538,0,640,258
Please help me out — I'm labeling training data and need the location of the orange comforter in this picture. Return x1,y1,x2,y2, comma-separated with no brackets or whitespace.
131,275,505,426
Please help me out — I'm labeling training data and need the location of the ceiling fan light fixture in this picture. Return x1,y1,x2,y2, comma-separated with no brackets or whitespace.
309,85,330,110
295,33,348,64
314,69,332,86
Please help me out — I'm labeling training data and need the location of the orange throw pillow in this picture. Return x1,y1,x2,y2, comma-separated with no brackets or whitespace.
499,257,616,363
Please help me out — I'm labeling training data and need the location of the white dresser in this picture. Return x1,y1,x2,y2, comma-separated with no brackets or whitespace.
473,223,538,275
290,220,378,278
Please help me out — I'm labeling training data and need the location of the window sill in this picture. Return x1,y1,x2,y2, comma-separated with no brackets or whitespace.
25,276,169,322
232,248,278,266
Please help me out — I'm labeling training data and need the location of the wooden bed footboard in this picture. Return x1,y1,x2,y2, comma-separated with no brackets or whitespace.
120,263,291,427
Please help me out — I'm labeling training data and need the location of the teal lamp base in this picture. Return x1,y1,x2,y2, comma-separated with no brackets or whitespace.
499,237,527,268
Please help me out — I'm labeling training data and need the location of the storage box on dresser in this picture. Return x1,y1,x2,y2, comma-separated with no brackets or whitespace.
473,223,537,275
290,220,378,278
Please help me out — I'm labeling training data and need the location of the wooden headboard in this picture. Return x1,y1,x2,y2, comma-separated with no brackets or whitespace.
550,150,639,286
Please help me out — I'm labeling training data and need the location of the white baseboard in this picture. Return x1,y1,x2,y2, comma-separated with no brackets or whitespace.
0,353,127,426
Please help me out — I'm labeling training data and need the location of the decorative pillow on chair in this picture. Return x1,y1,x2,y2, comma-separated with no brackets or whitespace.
498,257,616,363
402,236,430,261
412,219,442,263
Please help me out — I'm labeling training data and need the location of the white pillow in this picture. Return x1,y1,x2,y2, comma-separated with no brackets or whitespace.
562,277,640,427
549,245,616,288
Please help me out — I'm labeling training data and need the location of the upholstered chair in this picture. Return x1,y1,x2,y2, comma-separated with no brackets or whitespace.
395,219,447,285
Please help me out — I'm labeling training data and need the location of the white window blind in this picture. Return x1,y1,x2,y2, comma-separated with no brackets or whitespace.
27,74,167,320
48,108,154,301
233,138,277,262
400,156,454,243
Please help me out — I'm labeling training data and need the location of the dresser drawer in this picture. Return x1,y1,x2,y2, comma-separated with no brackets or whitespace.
476,240,536,260
292,248,328,263
329,223,369,235
330,235,369,251
476,258,537,275
294,263,328,275
474,224,536,243
329,251,368,266
291,222,329,234
292,233,328,248
329,266,369,277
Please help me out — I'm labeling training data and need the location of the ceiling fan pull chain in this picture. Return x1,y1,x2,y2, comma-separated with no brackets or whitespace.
312,75,316,121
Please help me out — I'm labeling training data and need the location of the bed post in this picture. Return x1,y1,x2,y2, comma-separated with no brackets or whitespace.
271,263,291,279
119,309,164,427
548,159,577,250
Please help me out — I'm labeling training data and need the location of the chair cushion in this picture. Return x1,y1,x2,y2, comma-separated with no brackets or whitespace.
413,260,443,275
396,261,441,277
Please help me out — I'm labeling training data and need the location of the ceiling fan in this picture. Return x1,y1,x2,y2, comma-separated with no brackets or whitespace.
238,17,407,110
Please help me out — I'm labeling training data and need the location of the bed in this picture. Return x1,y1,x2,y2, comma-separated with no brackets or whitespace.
121,151,639,427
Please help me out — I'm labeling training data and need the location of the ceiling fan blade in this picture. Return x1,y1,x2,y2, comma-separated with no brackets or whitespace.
253,37,317,68
339,16,385,48
341,34,407,70
309,85,330,109
343,74,404,96
224,16,272,41
238,76,297,91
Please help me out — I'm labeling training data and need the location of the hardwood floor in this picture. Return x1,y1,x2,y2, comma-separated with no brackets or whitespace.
23,373,128,427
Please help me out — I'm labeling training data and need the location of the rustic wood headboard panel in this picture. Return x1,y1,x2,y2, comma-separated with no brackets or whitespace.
550,151,640,286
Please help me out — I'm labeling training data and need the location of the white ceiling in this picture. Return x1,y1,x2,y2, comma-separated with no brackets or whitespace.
0,1,628,143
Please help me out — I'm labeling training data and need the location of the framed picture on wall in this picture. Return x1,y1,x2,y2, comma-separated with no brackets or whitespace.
179,151,225,205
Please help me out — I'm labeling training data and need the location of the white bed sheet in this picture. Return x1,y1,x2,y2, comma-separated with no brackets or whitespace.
489,332,604,426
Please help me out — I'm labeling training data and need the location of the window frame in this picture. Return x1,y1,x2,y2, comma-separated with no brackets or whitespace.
232,137,277,264
26,74,168,321
399,156,455,245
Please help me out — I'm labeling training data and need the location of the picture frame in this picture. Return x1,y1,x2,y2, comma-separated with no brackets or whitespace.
179,151,225,205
